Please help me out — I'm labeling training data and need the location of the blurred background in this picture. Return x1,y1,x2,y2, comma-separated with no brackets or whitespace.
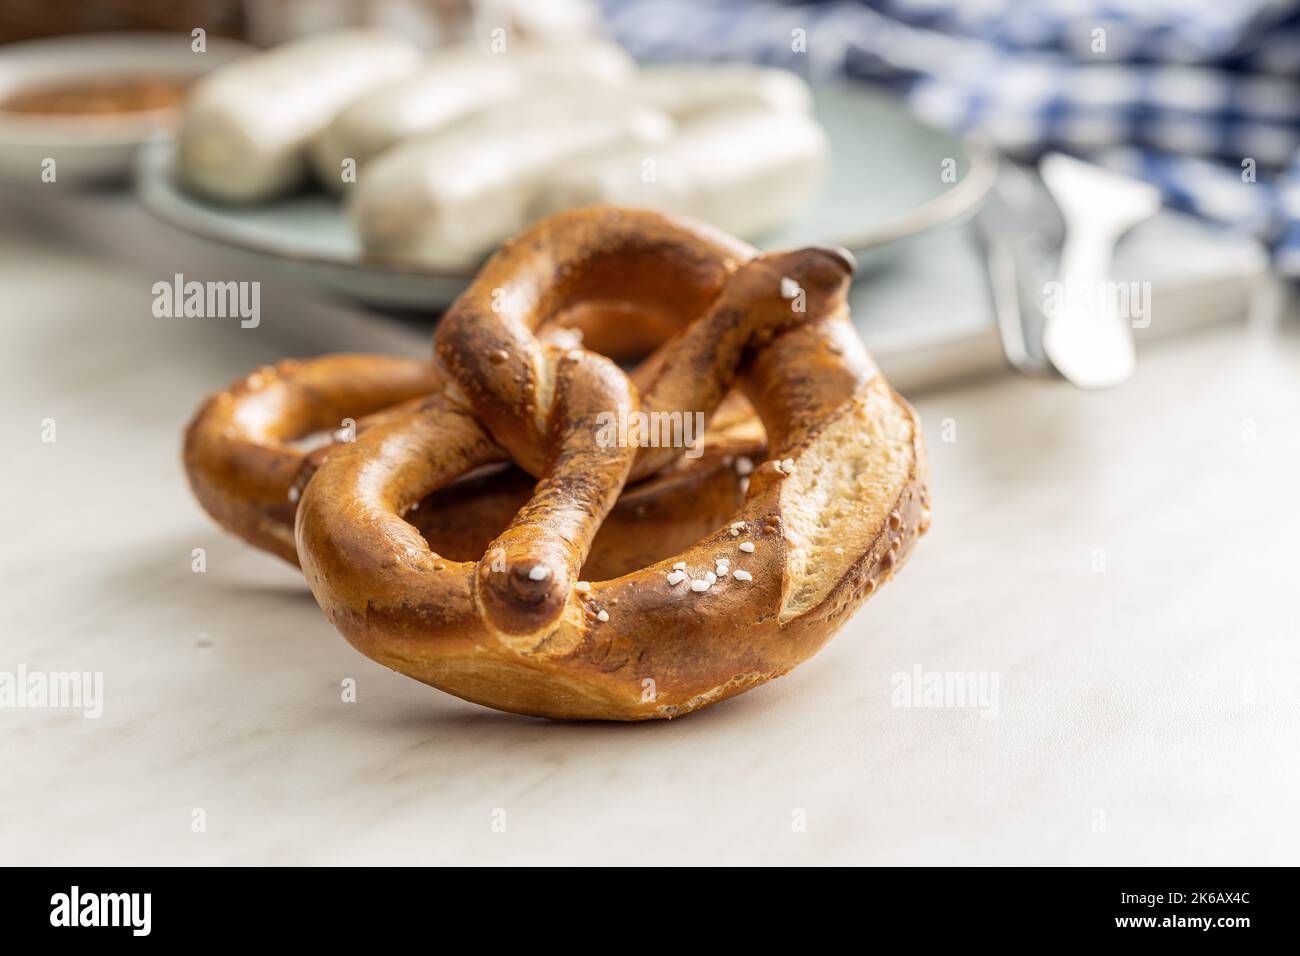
1,0,1292,386
4,0,1299,867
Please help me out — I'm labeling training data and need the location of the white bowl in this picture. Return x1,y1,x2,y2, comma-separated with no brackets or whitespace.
0,32,250,182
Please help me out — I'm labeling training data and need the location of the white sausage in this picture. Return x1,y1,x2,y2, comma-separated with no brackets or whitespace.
629,64,813,117
177,29,421,203
530,107,827,240
351,93,672,268
311,40,634,190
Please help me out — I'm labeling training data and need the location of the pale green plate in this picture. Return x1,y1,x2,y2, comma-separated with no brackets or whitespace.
135,84,995,309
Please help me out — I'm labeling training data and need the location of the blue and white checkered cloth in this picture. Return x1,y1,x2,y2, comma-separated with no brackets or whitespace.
601,0,1300,275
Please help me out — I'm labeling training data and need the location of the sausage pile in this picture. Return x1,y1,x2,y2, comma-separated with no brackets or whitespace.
175,29,827,267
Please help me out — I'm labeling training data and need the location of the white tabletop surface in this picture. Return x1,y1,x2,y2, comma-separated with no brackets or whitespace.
2,196,1298,867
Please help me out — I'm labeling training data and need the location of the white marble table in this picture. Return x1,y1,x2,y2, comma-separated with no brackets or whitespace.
2,198,1297,866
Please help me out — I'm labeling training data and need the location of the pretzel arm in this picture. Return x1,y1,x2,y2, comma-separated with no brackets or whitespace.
299,348,638,642
629,245,856,479
474,347,638,645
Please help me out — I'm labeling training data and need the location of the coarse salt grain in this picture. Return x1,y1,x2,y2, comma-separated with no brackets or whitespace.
528,564,550,581
666,570,686,585
739,541,755,553
596,609,609,622
574,581,591,592
690,579,710,592
733,569,752,581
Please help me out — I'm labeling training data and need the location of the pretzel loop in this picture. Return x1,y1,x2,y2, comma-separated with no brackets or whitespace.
434,210,752,477
183,355,441,563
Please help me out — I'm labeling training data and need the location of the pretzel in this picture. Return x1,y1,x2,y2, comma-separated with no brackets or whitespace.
281,208,929,720
184,352,766,577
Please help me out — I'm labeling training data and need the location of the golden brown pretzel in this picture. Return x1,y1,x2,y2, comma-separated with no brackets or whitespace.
288,208,929,720
182,215,772,575
184,355,441,563
184,356,768,577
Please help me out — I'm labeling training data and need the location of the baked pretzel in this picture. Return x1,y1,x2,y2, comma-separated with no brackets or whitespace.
185,208,929,720
184,357,767,578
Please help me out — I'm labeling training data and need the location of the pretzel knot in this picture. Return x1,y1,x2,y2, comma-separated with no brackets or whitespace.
186,208,929,720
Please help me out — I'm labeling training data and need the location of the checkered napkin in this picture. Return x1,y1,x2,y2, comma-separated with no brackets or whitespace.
601,0,1300,275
